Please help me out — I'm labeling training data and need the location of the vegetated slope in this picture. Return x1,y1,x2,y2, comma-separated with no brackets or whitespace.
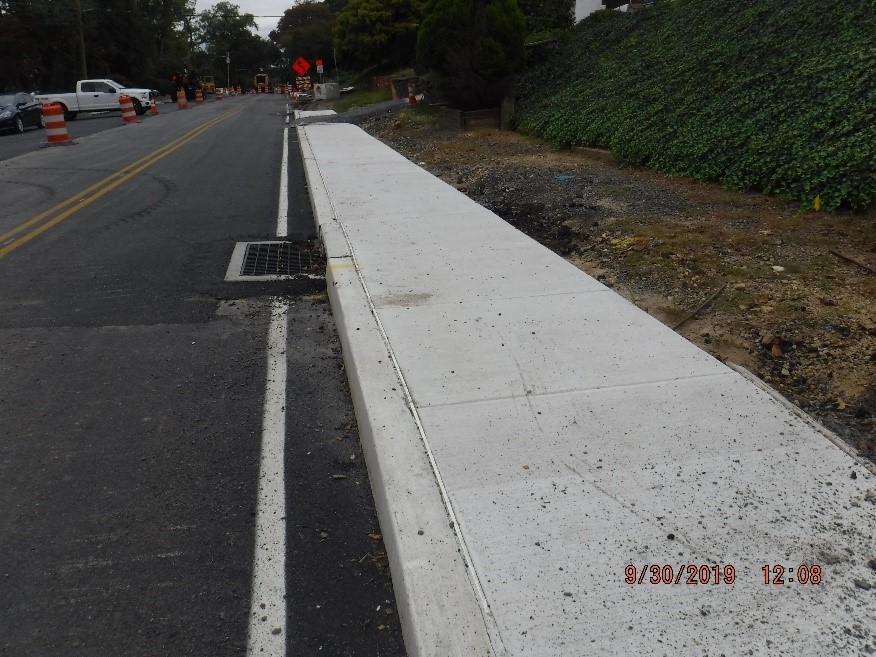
516,0,876,210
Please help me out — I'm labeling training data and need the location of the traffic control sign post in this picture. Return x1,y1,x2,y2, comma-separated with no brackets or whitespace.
292,57,310,77
295,77,312,94
316,59,324,83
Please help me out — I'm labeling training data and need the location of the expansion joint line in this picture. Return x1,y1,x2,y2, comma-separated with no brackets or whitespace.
299,128,506,656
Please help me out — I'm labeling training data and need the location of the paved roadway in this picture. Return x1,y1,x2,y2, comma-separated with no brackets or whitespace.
0,96,406,656
0,110,125,162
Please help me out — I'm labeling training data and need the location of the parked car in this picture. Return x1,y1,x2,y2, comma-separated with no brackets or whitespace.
0,92,44,133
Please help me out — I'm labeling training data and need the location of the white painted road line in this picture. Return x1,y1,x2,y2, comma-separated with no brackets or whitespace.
247,126,292,656
246,298,289,657
277,125,289,238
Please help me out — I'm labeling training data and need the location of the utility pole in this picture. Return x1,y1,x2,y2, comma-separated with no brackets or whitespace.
74,0,88,78
226,52,231,89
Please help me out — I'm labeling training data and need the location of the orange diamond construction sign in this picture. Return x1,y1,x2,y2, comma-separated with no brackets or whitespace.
292,57,310,76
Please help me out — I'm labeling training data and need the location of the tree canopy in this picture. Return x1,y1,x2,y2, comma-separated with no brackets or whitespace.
333,0,426,71
193,1,278,84
417,0,525,109
196,1,256,58
0,0,193,91
0,0,276,93
270,1,336,67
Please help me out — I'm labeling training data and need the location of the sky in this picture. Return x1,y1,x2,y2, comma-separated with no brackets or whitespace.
194,0,292,39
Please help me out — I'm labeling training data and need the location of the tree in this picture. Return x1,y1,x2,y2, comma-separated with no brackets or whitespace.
270,1,336,65
195,2,258,58
417,0,525,109
323,0,348,13
194,2,279,82
333,0,426,71
0,0,56,90
0,0,193,92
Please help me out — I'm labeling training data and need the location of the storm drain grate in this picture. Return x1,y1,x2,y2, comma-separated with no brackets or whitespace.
225,241,325,281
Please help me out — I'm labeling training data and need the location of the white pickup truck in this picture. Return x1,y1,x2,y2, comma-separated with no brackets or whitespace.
36,79,154,120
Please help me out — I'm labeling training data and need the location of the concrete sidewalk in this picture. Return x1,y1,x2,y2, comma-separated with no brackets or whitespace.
298,121,876,657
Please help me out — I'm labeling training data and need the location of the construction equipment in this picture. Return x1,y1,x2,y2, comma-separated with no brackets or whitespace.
169,70,202,102
252,73,270,93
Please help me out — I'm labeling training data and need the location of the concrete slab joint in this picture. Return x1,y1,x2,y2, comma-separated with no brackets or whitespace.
297,122,876,657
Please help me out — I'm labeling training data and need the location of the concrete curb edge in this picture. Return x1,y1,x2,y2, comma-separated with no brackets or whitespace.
296,124,497,657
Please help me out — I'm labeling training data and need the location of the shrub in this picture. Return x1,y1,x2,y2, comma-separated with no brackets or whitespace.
517,0,876,210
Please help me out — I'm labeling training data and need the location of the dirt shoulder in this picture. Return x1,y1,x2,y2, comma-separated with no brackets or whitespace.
346,106,876,463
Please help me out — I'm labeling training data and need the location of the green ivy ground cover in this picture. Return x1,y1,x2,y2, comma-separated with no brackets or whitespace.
517,0,876,210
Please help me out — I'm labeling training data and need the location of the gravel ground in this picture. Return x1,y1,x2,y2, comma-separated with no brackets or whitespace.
328,102,876,465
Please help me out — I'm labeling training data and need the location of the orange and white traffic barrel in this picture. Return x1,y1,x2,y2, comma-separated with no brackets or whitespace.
119,95,139,123
195,89,204,104
177,88,188,110
216,88,223,101
42,103,70,146
237,85,242,95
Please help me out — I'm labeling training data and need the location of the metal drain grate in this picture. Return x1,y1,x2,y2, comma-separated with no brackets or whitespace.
225,241,325,281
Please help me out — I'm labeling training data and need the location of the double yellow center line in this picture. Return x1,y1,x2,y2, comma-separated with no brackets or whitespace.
0,109,240,259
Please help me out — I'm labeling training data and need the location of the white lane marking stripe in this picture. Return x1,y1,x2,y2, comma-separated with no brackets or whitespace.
277,126,289,237
247,126,292,655
246,298,289,656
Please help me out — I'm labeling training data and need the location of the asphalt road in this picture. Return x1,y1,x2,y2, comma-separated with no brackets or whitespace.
0,95,406,656
0,110,128,162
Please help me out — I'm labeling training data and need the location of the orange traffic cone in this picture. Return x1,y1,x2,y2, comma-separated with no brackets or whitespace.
407,82,417,106
151,101,158,115
119,95,139,123
42,103,70,145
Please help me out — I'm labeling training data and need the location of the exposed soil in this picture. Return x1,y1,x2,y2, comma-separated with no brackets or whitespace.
343,105,876,463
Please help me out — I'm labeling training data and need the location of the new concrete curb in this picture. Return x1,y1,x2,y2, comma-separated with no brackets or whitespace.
298,126,497,657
